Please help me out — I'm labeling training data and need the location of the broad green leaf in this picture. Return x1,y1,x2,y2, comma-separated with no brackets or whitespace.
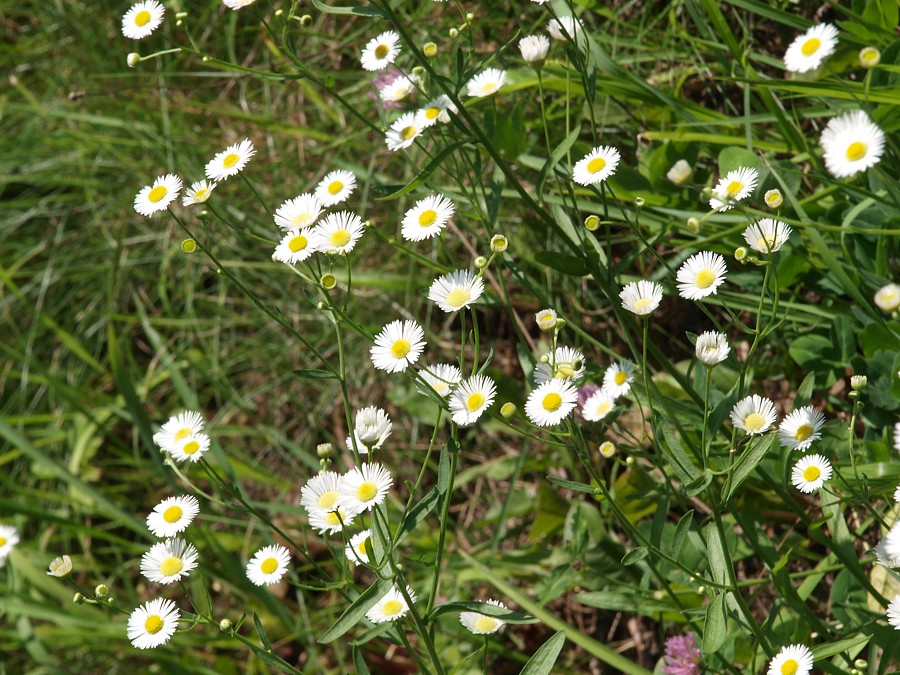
520,630,566,675
318,578,394,643
395,487,440,545
701,593,727,655
534,251,588,277
622,547,649,566
718,146,761,174
723,434,778,504
374,139,470,200
292,368,337,380
308,0,386,17
795,371,816,408
671,510,694,559
546,476,597,494
656,421,700,485
428,602,538,624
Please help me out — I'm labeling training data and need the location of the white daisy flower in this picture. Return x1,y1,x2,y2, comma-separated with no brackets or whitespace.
134,174,182,217
582,389,615,422
895,421,900,453
122,1,165,40
348,406,392,454
167,433,211,463
730,395,777,436
695,331,730,366
620,280,663,316
428,270,485,313
820,110,886,178
602,360,635,399
547,16,582,42
224,0,258,8
127,598,180,649
874,283,900,312
370,320,426,373
888,595,900,630
153,411,205,454
313,211,365,255
274,193,323,231
534,346,586,384
676,251,727,300
246,544,291,586
401,194,455,241
274,228,318,265
449,374,497,426
767,644,813,675
385,112,423,152
0,525,19,561
466,68,507,98
519,35,550,65
525,380,579,427
417,363,463,398
380,75,415,102
743,218,792,253
315,170,357,207
791,454,832,493
366,585,416,624
204,138,255,182
47,554,73,577
779,406,826,452
883,522,900,561
360,31,401,71
415,96,456,127
146,495,200,538
783,23,838,73
460,599,507,635
345,530,373,567
572,146,620,186
709,166,758,211
894,484,900,503
338,463,393,514
140,538,199,585
182,180,216,206
535,309,558,331
307,506,357,535
300,472,343,513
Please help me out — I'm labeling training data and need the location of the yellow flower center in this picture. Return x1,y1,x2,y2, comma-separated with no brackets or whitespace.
466,393,485,412
726,180,744,196
260,557,278,575
587,157,606,173
222,153,240,169
845,141,867,161
743,412,766,432
194,189,208,201
794,423,814,442
330,230,352,248
357,539,370,556
163,506,183,523
401,126,417,141
780,659,798,675
325,511,342,526
144,615,164,634
695,269,716,289
474,616,499,632
182,441,200,455
317,491,339,510
803,465,821,482
289,235,308,253
800,38,820,57
765,193,779,206
382,600,404,616
160,556,184,577
756,236,776,250
0,537,6,546
555,364,575,379
614,371,627,385
357,482,378,502
418,209,438,226
135,10,152,27
390,339,411,359
374,44,389,59
292,212,312,226
542,392,563,412
174,427,192,440
594,401,612,416
446,288,471,308
481,82,496,94
425,107,440,120
327,180,343,195
148,186,168,203
633,298,652,313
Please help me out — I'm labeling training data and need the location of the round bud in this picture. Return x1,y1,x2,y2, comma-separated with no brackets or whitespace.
490,234,508,253
500,402,517,418
465,12,474,21
584,214,600,231
219,618,233,632
316,443,333,459
423,42,438,58
850,375,867,391
127,53,141,68
854,660,867,669
176,20,182,27
535,309,558,332
599,441,615,458
686,217,701,233
859,47,880,68
449,28,459,39
181,239,197,254
95,584,109,598
764,189,783,209
555,363,575,379
202,56,209,62
539,354,551,364
474,256,488,269
554,318,566,331
321,273,337,290
300,14,312,25
734,247,748,262
176,11,187,19
633,196,645,208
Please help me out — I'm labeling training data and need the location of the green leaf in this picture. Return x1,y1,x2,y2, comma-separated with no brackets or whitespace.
577,591,675,615
723,434,778,504
520,630,566,675
318,578,394,643
352,646,371,675
795,371,816,407
621,547,649,566
438,443,451,494
395,487,440,545
810,634,871,660
292,368,337,380
428,602,538,624
546,476,597,494
701,593,727,655
253,612,273,650
374,139,470,200
537,127,581,198
717,146,761,174
534,251,588,277
788,334,834,368
671,510,694,559
705,522,729,587
308,0,386,17
656,421,700,485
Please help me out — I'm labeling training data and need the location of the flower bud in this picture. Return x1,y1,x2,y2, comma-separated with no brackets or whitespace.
73,593,85,605
500,402,517,418
47,555,73,578
850,375,867,391
316,443,333,459
874,283,900,312
735,247,748,262
535,309,558,332
449,27,459,38
423,42,437,58
181,239,197,253
686,217,700,233
518,34,550,68
474,255,488,268
633,196,645,208
599,441,615,458
859,47,880,68
465,12,474,21
584,214,600,231
219,618,233,632
321,273,337,290
300,14,312,25
764,189,783,209
94,584,109,598
127,53,141,68
490,234,508,253
176,11,187,19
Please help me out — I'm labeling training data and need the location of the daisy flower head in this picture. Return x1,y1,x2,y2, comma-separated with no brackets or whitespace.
315,170,357,207
134,174,182,217
401,194,455,241
449,374,497,426
167,433,211,463
466,68,507,98
547,16,582,42
379,75,415,103
535,308,558,332
147,495,200,538
307,505,357,535
884,522,900,561
534,346,586,384
153,411,205,454
366,585,416,624
779,406,826,452
313,211,365,255
676,251,727,300
874,283,900,312
743,218,792,253
428,269,485,313
0,525,19,561
127,598,180,650
274,193,323,231
820,110,886,178
345,530,373,567
140,538,199,585
338,463,393,514
602,360,636,399
525,380,579,427
349,406,392,453
417,363,463,398
224,0,258,8
300,471,342,513
385,112,423,152
730,395,777,436
709,167,758,211
572,146,620,186
783,23,838,73
888,595,900,630
47,554,73,578
582,389,615,422
895,421,900,453
274,228,318,265
695,331,730,367
791,454,832,493
361,31,401,71
416,96,456,128
875,535,900,568
519,35,550,66
460,599,508,635
122,1,165,40
370,320,426,373
767,644,814,675
246,544,291,586
620,280,663,316
204,138,255,182
182,180,216,207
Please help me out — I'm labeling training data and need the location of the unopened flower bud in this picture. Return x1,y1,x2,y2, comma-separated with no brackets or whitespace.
633,196,645,208
584,214,600,231
764,189,783,209
500,402,517,418
859,47,880,68
316,443,333,459
95,584,109,598
321,273,337,290
850,375,867,391
555,363,575,379
300,14,312,25
176,11,187,19
73,593,85,605
449,27,459,39
465,12,474,21
127,53,141,68
686,217,700,233
599,441,615,458
490,234,508,253
474,256,488,269
423,42,437,58
181,239,197,253
854,659,867,669
874,283,900,312
554,318,566,330
535,309,558,332
219,618,233,632
735,246,748,262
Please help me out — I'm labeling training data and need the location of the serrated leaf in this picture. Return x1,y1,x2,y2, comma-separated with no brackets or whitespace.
520,630,566,675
